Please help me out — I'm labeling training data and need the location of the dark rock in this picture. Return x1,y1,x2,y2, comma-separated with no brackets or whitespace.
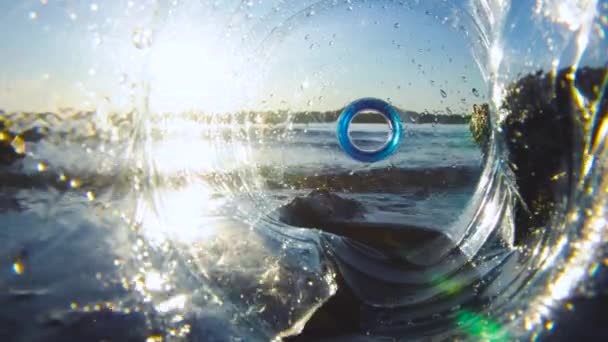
0,131,25,166
0,144,23,166
469,103,490,158
278,189,366,227
473,66,607,244
20,126,48,142
277,190,453,261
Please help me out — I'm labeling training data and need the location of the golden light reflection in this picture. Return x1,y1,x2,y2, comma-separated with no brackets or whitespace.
136,180,222,244
12,261,24,275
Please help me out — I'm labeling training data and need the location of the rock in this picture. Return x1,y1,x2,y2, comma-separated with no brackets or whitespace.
469,103,490,158
20,126,48,142
277,190,453,261
472,66,607,244
0,131,25,166
278,189,366,228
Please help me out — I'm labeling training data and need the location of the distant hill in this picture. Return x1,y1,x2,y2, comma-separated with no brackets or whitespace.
288,107,470,124
0,106,470,126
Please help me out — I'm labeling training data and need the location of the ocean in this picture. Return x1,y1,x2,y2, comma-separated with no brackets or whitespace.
0,116,493,340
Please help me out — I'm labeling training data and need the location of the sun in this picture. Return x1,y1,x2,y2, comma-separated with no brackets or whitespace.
148,29,243,114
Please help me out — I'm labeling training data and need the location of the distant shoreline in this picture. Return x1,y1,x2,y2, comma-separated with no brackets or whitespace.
0,106,470,125
293,110,471,124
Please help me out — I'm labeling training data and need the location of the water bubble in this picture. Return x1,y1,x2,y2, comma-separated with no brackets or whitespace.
132,27,152,49
472,88,480,97
440,89,447,98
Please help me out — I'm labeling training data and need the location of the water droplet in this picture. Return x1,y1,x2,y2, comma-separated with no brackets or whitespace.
394,22,400,29
347,6,353,11
70,179,81,188
68,12,78,21
29,11,38,20
446,107,453,115
11,136,26,154
440,89,447,98
132,28,152,49
307,10,315,17
90,3,99,12
472,88,480,97
13,260,24,275
86,191,96,201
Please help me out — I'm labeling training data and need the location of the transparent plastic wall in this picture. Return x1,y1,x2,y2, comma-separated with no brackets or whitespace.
0,0,606,341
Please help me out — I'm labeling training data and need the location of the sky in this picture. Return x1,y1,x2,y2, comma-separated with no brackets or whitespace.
0,0,606,115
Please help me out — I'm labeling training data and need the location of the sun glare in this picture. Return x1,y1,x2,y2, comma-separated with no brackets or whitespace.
148,30,242,114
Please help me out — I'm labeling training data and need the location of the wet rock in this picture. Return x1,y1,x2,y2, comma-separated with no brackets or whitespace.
472,66,607,244
277,190,453,260
278,189,366,227
469,103,490,159
20,126,48,142
0,131,25,166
